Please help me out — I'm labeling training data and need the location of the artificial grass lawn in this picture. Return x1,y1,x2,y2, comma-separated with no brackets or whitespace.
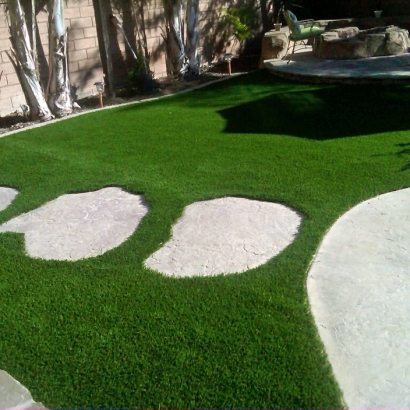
1,69,410,407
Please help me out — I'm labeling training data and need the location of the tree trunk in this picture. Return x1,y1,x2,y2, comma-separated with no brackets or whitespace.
134,0,149,61
28,0,37,70
110,15,138,61
47,0,73,117
163,0,187,76
92,0,116,97
186,0,199,75
7,0,53,121
118,0,138,66
260,0,274,32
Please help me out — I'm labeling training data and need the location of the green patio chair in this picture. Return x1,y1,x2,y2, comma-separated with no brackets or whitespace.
282,8,324,63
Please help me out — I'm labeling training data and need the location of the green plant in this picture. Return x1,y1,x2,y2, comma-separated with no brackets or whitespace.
128,41,151,89
222,5,257,42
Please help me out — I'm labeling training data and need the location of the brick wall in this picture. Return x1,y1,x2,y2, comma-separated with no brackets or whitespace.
0,0,237,117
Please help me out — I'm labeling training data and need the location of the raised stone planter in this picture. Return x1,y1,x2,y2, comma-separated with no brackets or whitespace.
259,29,289,67
313,25,410,59
326,16,410,32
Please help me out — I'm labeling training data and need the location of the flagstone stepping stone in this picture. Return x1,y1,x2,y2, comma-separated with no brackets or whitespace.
307,188,410,408
0,187,18,212
145,197,302,277
0,370,45,408
0,187,149,261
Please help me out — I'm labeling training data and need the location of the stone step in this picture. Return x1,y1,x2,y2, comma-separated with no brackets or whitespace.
0,370,45,409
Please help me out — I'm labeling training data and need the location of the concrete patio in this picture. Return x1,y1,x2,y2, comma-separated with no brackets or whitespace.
265,45,410,83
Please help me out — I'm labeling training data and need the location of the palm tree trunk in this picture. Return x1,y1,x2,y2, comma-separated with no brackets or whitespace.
163,0,187,76
186,0,199,75
47,0,73,117
92,0,115,97
7,0,53,121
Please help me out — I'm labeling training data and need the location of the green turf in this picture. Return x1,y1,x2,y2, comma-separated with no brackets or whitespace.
1,69,409,407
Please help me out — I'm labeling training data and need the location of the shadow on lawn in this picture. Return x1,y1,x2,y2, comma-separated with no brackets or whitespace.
218,82,410,140
395,142,410,171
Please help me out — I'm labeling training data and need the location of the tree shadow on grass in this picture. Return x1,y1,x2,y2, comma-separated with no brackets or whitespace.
115,69,410,140
217,81,410,140
395,142,410,171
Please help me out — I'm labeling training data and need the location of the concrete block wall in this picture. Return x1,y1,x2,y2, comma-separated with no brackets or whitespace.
0,0,103,117
0,0,236,117
198,0,235,62
141,0,168,77
65,0,104,101
0,6,27,117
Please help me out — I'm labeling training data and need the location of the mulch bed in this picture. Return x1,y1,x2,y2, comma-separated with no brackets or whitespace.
0,55,259,135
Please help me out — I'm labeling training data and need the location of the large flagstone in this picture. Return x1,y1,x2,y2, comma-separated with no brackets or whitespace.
0,370,44,408
145,196,302,277
0,187,18,212
0,187,149,261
